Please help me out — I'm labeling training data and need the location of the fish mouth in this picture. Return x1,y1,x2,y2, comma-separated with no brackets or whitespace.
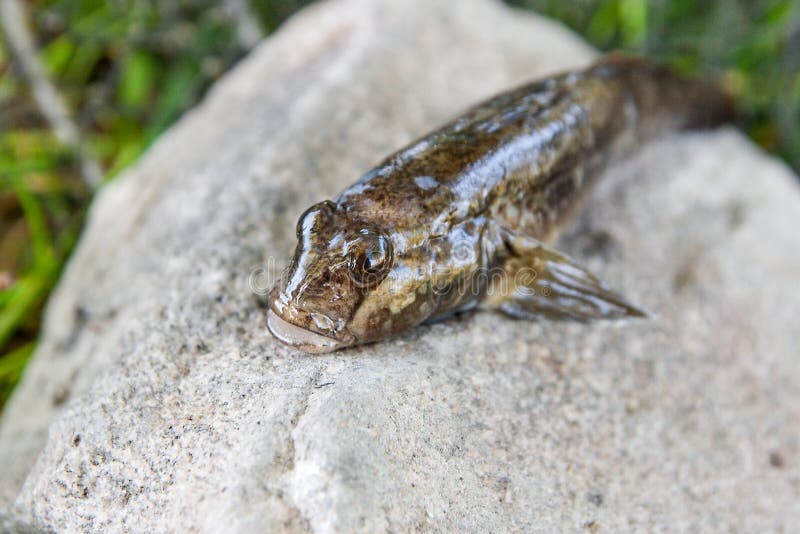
267,309,349,354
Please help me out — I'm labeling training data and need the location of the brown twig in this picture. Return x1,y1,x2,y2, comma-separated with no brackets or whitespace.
0,0,103,189
222,0,264,49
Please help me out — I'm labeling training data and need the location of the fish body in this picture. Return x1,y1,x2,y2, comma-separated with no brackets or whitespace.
267,54,732,353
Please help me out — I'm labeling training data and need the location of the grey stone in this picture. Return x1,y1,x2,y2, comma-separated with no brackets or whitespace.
1,0,799,531
0,512,44,534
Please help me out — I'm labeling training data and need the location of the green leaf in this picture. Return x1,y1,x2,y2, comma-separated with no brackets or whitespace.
619,0,647,47
0,341,33,379
146,60,199,142
107,139,144,177
0,175,61,351
0,272,52,351
41,35,76,77
0,341,35,410
586,0,621,49
64,41,104,86
119,50,157,108
9,174,55,267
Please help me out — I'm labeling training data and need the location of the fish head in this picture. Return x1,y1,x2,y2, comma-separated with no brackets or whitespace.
268,199,410,353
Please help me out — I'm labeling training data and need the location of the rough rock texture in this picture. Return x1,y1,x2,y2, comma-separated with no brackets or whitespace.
1,0,799,531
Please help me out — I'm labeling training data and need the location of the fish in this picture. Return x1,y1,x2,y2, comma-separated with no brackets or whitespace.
267,53,733,353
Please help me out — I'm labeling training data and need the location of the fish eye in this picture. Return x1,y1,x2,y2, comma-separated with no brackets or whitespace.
349,229,393,286
296,200,336,238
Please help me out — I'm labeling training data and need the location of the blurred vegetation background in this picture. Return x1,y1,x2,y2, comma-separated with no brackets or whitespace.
0,0,797,410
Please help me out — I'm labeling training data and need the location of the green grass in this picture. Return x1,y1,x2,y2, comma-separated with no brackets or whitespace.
511,0,800,170
0,107,88,406
0,0,797,411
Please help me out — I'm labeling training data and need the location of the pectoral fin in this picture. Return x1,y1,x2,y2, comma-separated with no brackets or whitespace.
482,231,646,321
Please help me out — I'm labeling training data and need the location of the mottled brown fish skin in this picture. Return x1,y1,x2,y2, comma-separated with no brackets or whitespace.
267,53,733,353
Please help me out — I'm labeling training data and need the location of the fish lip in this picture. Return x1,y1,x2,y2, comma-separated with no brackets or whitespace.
267,309,351,354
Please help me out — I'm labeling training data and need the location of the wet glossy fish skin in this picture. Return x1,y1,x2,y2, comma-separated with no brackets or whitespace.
267,53,732,353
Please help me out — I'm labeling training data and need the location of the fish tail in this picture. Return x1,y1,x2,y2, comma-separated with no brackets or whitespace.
590,52,735,135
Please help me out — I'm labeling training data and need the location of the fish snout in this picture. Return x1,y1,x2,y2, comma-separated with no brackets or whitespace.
267,297,355,354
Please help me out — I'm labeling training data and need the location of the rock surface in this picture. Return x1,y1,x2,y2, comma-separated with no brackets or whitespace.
1,0,799,531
